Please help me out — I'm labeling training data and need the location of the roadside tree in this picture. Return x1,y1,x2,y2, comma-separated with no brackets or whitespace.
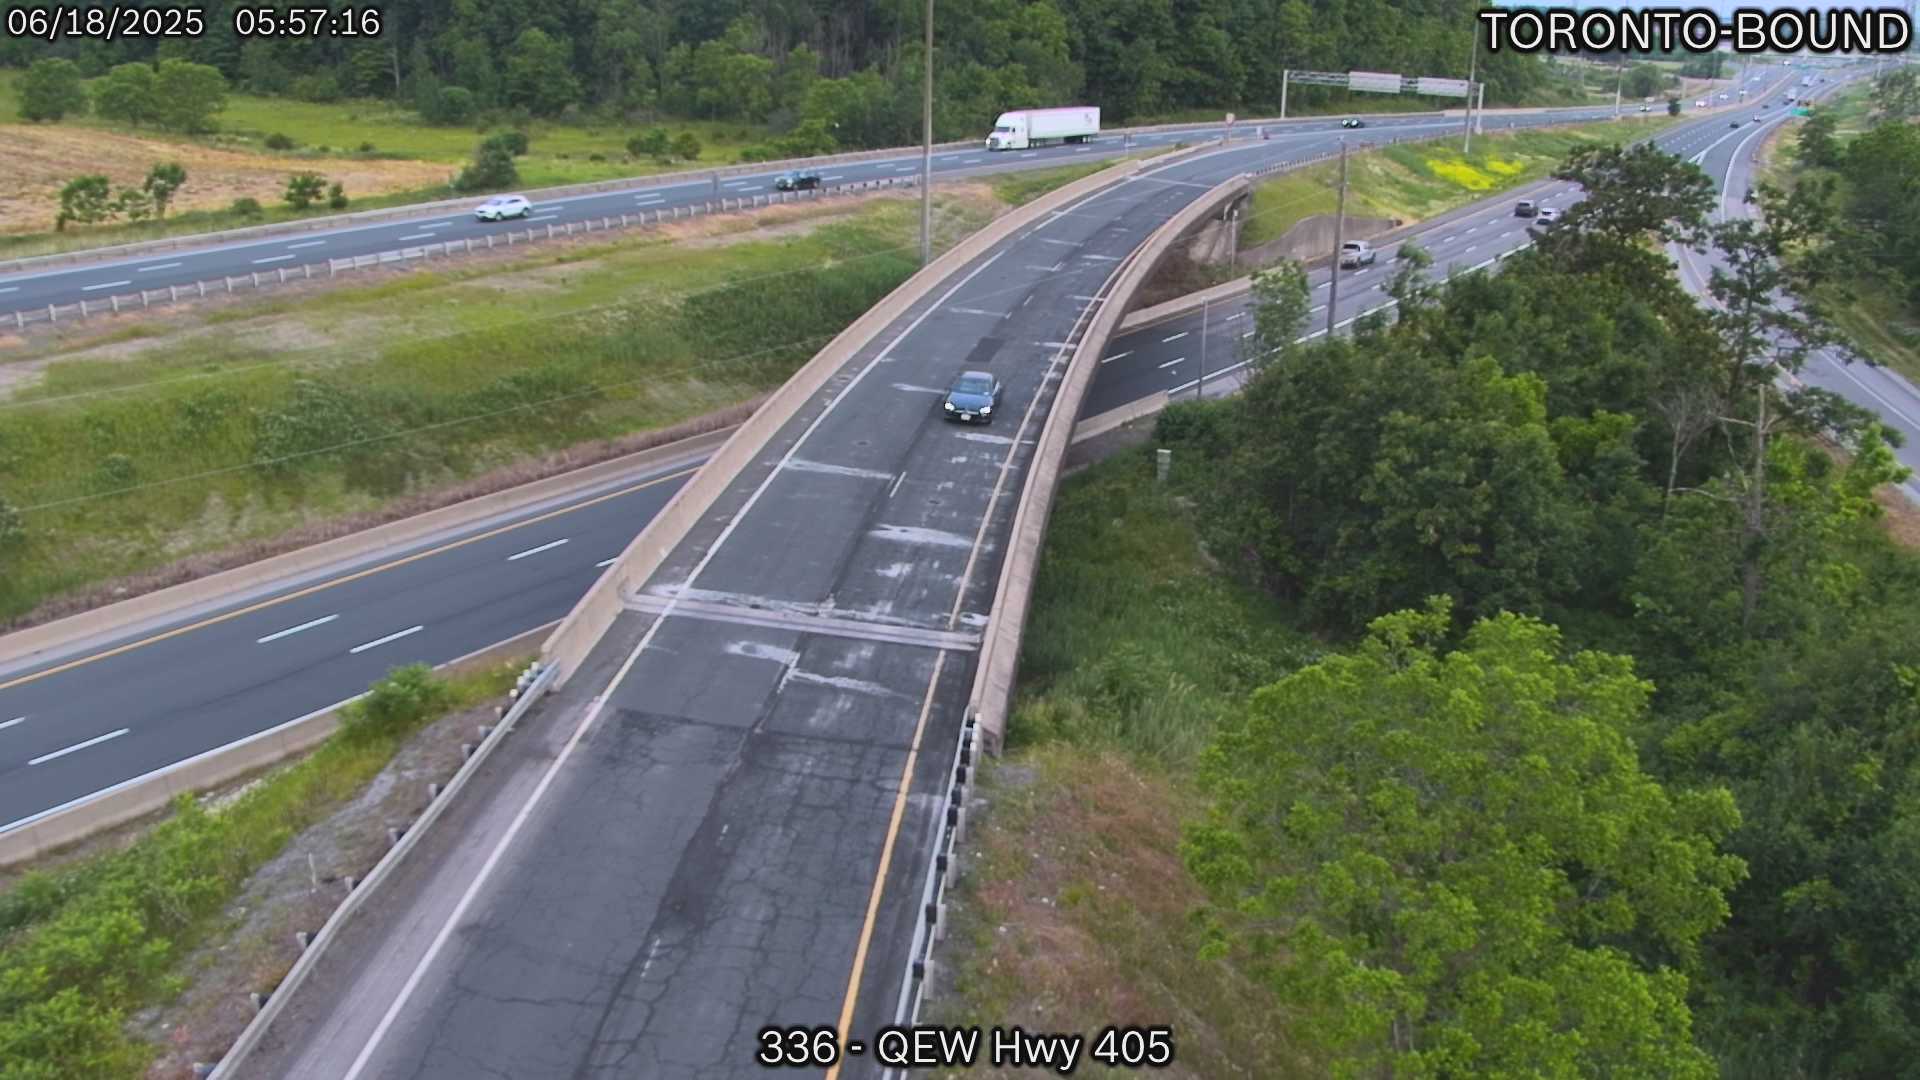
283,172,328,210
142,163,187,218
1185,601,1743,1078
18,58,87,122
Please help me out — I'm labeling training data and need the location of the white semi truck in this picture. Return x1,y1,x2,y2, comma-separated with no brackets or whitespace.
985,107,1100,151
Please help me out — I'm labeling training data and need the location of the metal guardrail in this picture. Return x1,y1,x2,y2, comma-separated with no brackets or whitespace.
205,657,558,1079
1,176,923,331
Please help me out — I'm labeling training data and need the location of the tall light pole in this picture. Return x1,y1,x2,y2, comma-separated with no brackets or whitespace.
1464,15,1479,153
920,0,934,264
1325,140,1349,339
1613,58,1625,119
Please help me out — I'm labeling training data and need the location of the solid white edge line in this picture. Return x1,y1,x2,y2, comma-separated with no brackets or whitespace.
594,557,617,568
0,717,24,732
257,614,340,644
347,625,424,655
29,728,130,766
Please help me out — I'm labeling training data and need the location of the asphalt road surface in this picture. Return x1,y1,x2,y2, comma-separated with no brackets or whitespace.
225,82,1805,1080
1669,73,1920,504
0,84,1786,841
0,108,1627,317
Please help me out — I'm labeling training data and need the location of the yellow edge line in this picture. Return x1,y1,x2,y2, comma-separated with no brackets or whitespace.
0,466,698,693
825,650,945,1080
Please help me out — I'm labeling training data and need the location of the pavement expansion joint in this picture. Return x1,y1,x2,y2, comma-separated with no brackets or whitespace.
625,591,983,652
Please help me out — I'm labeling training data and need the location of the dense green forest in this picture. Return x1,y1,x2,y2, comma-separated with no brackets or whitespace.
1161,138,1919,1074
1,0,1565,147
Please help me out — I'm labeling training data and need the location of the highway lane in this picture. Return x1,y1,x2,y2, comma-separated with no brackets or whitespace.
233,118,1567,1080
1081,103,1782,415
0,103,1653,835
1671,71,1920,504
0,107,1629,317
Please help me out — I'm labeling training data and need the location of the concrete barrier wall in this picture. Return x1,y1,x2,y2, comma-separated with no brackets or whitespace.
540,146,1221,683
0,623,548,868
1,425,739,673
967,175,1251,752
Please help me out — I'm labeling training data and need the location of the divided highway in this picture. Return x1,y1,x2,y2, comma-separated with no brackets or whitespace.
0,108,1625,317
0,93,1780,839
224,84,1800,1080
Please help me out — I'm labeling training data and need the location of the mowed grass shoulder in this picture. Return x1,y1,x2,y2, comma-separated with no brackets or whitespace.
1238,115,1683,250
0,191,999,622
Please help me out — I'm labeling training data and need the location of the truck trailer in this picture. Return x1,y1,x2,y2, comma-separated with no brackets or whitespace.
985,107,1100,151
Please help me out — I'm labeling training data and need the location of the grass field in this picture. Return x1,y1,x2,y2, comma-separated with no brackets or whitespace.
927,448,1319,1077
0,67,784,255
1238,114,1682,251
0,188,1011,622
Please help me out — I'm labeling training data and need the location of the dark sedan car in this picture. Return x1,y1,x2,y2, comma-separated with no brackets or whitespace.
775,170,822,191
941,370,1001,423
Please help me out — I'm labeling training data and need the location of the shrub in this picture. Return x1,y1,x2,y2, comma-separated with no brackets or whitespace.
628,127,671,163
54,175,112,231
357,140,375,153
671,131,702,162
455,138,519,192
229,196,263,217
283,171,328,210
289,72,341,103
490,130,530,156
263,132,297,151
93,454,137,491
338,663,451,742
327,181,349,210
588,152,605,162
422,85,476,126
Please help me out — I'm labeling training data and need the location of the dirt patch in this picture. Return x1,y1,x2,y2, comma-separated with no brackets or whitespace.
0,123,449,235
924,746,1306,1078
1875,485,1920,550
111,691,511,1079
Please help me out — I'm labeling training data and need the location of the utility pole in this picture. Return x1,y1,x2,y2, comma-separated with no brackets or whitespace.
1197,294,1209,400
920,0,935,265
1326,141,1348,339
1613,59,1624,118
1464,15,1479,153
1281,69,1290,120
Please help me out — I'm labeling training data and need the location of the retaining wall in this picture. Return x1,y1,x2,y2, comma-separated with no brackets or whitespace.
965,175,1251,752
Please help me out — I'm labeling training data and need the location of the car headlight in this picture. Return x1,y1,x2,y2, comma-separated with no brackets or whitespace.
944,401,955,411
979,405,991,415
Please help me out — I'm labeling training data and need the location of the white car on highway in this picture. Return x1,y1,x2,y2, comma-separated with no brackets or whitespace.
474,194,533,221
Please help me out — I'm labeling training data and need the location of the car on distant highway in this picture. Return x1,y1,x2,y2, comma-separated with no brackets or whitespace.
1638,104,1652,112
1341,118,1365,128
1534,207,1562,226
1515,199,1538,218
1339,240,1377,268
1695,99,1708,107
941,370,1001,423
775,170,822,191
1729,118,1743,128
474,194,533,221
